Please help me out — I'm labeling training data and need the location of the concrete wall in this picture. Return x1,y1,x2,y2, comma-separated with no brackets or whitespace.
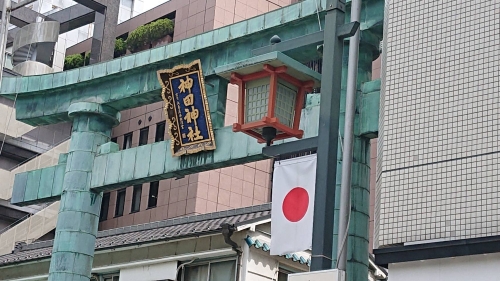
119,261,177,281
247,250,280,281
245,224,309,281
389,253,500,281
376,0,500,247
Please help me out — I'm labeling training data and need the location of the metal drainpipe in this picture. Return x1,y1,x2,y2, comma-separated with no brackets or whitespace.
337,0,362,272
235,250,243,281
240,239,249,281
221,223,243,281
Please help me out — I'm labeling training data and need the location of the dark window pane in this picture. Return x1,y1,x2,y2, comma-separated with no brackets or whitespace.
278,272,288,281
131,185,142,213
184,264,209,281
99,193,110,222
148,181,159,208
110,137,117,143
123,133,132,149
115,189,126,217
209,260,236,281
155,121,166,142
139,127,149,146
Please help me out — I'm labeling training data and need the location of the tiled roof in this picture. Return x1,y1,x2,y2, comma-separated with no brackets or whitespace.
0,203,271,267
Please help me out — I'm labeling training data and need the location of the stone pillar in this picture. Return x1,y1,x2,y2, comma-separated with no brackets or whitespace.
48,102,119,281
330,1,383,280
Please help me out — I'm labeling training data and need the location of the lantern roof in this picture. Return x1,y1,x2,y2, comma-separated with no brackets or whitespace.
214,51,321,88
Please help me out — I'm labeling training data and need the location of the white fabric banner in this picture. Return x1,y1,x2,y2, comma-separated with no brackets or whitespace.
270,154,317,256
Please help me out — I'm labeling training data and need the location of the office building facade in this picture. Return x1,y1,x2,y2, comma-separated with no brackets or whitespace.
97,0,295,230
375,0,500,279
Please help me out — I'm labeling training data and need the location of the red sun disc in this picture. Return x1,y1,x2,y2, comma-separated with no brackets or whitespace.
282,187,309,222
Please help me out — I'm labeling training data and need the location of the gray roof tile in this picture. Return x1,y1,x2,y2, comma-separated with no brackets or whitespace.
0,203,271,267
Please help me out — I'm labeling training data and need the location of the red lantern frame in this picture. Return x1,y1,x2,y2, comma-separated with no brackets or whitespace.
230,64,314,143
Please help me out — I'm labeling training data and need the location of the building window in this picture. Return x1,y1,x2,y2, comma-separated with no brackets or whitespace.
102,273,120,281
148,181,159,208
99,193,110,222
111,137,117,143
155,121,166,142
182,259,237,281
277,267,294,281
123,133,132,149
131,185,142,213
139,127,149,146
115,189,126,217
121,0,133,9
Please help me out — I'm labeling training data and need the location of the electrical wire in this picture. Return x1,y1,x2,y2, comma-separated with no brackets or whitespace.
315,0,322,30
175,258,197,281
336,199,351,268
336,129,351,268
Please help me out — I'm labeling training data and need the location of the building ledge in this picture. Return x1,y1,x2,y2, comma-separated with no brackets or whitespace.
374,235,500,267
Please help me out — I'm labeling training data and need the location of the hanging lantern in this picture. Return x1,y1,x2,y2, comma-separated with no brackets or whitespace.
215,52,321,145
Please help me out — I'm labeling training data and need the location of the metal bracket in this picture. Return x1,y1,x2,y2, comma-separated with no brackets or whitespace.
251,31,324,56
326,0,346,12
337,21,360,39
262,137,318,158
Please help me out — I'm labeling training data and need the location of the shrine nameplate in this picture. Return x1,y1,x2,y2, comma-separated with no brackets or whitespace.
157,60,216,156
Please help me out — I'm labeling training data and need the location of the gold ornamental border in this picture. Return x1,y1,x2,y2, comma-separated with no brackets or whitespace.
157,59,216,157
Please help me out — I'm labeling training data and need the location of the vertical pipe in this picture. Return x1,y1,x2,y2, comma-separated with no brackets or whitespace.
337,0,362,272
240,240,249,281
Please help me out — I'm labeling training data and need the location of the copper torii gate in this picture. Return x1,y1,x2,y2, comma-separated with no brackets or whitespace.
1,0,384,280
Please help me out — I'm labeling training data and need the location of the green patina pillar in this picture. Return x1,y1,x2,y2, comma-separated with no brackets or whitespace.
49,102,119,281
331,1,383,280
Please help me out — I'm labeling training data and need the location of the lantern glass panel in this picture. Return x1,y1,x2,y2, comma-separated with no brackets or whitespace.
245,78,270,123
275,79,297,127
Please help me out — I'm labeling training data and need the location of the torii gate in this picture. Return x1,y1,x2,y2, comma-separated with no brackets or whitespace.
0,0,383,280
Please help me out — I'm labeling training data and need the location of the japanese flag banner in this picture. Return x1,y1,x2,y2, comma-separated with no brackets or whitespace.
270,154,317,256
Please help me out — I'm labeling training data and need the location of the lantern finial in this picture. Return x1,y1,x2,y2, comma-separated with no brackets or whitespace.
262,127,277,146
270,35,281,45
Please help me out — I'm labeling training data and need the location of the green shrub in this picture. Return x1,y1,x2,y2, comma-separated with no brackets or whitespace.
127,24,149,52
63,54,84,70
114,38,127,57
149,18,174,42
84,52,90,65
63,53,91,70
127,18,174,52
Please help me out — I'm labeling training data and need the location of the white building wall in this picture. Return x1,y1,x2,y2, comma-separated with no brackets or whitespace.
389,253,500,281
376,0,500,247
119,261,177,281
247,250,279,281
